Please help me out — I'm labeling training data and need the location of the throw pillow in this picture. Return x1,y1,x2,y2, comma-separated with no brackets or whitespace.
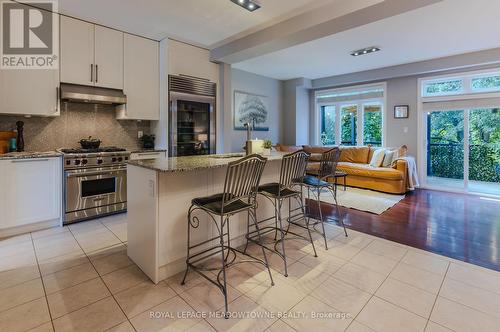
382,150,396,167
369,148,385,167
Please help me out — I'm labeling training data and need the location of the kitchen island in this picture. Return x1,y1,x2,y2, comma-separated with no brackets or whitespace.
127,152,288,283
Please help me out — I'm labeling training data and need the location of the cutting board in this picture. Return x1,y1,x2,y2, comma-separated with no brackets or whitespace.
0,131,16,154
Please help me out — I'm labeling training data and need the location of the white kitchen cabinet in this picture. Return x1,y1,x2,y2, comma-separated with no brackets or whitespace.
60,16,94,86
116,34,159,120
0,157,62,234
94,26,124,89
0,3,59,117
60,16,123,89
0,68,60,116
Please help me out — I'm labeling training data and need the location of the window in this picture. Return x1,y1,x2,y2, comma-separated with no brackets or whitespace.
340,105,357,145
363,103,383,146
316,84,385,146
320,105,335,146
419,68,500,196
421,70,500,97
423,79,463,97
471,75,500,91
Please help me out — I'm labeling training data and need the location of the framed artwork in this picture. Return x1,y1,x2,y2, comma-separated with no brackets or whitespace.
394,105,409,119
234,91,269,131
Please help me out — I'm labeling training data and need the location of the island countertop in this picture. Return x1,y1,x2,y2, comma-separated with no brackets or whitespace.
127,152,287,173
0,151,62,160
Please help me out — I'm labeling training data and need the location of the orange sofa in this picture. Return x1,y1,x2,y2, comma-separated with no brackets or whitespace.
276,144,409,194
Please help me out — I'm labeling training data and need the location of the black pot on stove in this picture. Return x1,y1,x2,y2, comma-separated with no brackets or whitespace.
78,136,101,149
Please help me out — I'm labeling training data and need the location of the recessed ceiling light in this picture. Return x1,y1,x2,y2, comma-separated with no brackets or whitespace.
351,46,380,57
230,0,261,12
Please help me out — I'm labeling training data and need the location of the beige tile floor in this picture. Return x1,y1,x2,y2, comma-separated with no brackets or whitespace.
1,213,500,332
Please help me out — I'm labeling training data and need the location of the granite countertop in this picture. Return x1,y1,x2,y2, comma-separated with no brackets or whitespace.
128,149,167,153
0,151,62,160
127,152,286,173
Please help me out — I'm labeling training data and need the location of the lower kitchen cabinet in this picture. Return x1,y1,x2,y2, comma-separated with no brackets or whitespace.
0,157,62,236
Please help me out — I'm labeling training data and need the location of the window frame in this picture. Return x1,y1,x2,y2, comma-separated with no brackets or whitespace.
314,82,386,147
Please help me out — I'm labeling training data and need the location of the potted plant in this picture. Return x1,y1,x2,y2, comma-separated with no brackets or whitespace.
262,139,273,156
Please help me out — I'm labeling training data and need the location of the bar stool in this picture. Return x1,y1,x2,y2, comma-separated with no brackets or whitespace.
302,147,348,250
181,154,274,318
245,150,316,277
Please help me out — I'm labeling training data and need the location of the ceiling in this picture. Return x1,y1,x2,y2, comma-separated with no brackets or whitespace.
58,0,331,46
232,0,500,80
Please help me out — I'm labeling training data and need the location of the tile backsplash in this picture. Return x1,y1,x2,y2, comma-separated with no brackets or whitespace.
0,103,151,151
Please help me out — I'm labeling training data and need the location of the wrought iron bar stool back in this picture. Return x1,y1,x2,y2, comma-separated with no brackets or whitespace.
181,154,274,318
246,150,320,277
303,147,348,249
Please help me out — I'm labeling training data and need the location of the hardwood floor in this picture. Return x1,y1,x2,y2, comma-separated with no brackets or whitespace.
316,189,500,272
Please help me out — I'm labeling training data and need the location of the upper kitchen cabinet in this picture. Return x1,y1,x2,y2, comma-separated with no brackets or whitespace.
94,26,124,89
168,39,219,83
60,16,123,89
116,34,159,120
60,16,94,86
0,67,60,116
0,2,59,117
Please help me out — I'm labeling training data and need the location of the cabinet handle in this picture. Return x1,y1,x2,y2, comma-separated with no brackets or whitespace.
90,64,94,82
55,87,60,112
11,158,50,163
95,65,98,83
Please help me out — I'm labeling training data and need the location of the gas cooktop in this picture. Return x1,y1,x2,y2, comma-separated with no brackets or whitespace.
59,147,127,154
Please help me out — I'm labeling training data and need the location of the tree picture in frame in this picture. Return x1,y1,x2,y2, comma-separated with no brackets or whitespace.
394,105,409,119
234,91,269,131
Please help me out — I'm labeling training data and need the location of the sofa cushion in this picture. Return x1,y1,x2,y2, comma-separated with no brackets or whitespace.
337,162,404,180
309,153,323,162
275,144,302,152
369,148,386,167
339,146,370,164
302,145,334,154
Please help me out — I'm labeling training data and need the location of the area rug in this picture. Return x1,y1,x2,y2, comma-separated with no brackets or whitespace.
305,187,405,215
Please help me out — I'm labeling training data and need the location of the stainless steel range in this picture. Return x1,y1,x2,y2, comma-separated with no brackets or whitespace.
59,147,130,224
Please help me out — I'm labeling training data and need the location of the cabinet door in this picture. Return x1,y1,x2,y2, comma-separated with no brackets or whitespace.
60,16,94,86
0,158,62,230
0,68,59,116
94,26,123,89
119,34,159,120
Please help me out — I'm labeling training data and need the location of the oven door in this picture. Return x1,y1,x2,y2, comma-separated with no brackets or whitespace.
65,166,127,213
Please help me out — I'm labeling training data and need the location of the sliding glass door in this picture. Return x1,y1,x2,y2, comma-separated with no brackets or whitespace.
468,108,500,195
426,110,465,189
425,108,500,195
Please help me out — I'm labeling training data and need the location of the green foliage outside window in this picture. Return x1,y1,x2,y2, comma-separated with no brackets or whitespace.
427,109,500,183
341,106,357,145
363,106,382,146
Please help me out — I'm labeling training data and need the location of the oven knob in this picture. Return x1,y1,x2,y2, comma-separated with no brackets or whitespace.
118,157,123,162
82,159,88,165
125,157,129,160
97,159,103,164
74,159,81,165
112,157,117,162
66,160,71,165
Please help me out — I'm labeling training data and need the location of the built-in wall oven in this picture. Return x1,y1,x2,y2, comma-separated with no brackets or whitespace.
60,147,129,224
169,75,216,157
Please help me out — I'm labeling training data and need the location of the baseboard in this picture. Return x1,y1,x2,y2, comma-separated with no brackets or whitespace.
0,219,61,239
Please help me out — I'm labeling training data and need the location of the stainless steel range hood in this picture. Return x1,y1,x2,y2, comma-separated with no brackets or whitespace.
60,83,127,105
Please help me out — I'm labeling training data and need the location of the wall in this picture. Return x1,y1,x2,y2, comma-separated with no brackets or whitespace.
0,103,150,152
385,77,418,155
228,69,284,152
282,78,311,146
